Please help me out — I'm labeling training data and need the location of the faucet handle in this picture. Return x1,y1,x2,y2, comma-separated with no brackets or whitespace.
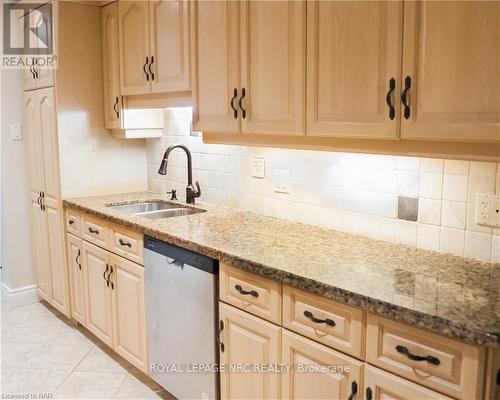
194,181,201,198
167,189,177,200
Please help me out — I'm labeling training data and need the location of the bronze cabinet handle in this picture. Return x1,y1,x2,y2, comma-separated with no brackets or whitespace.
234,284,258,298
119,238,132,248
148,55,155,81
88,227,99,234
143,56,150,81
103,264,109,287
386,78,396,120
401,76,411,119
303,310,336,327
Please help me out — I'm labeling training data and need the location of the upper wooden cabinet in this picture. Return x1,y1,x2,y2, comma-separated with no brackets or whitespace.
192,0,240,134
401,1,500,142
240,1,305,135
307,1,403,139
193,0,306,136
118,0,191,96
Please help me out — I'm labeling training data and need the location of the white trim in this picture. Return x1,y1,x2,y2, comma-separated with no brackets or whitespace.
1,282,40,309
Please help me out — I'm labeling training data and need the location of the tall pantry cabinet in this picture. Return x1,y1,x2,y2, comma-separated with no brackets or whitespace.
24,86,70,316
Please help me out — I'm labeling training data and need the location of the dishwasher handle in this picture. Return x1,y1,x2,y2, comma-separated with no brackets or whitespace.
166,256,184,269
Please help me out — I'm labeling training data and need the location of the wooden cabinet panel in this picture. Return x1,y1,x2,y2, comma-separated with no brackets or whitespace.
119,1,150,95
37,88,60,200
193,0,240,133
219,302,281,400
366,313,484,400
66,209,81,236
110,254,147,373
307,1,402,139
67,233,86,325
31,201,52,302
46,204,70,317
364,365,453,400
83,241,114,347
283,286,364,359
401,1,500,142
82,214,110,249
282,330,363,400
110,225,143,265
101,2,123,130
24,91,44,194
150,0,191,93
220,263,281,324
240,0,305,135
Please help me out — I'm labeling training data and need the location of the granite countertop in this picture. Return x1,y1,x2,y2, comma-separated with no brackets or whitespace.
64,191,500,347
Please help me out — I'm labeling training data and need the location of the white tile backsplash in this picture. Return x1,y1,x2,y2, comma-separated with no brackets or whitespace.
147,108,500,263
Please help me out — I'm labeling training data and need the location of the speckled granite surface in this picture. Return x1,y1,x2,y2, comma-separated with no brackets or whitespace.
64,192,500,347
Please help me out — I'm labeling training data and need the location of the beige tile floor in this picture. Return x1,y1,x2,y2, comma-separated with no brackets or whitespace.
1,300,174,399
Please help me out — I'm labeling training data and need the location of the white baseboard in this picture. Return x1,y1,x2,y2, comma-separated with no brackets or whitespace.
1,282,40,309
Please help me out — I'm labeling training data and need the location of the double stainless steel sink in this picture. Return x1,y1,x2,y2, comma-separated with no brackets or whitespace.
108,201,205,219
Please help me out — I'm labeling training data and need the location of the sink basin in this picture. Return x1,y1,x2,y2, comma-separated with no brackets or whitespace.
107,201,205,219
108,201,180,214
136,208,203,219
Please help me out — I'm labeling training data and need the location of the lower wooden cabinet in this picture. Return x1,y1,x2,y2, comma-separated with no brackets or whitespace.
83,241,114,347
219,302,281,400
282,330,363,400
111,253,147,373
364,364,452,400
67,233,86,325
32,199,52,302
78,238,148,373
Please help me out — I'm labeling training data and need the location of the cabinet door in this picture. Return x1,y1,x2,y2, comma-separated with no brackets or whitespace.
110,254,147,373
219,302,281,400
307,1,402,139
282,330,363,400
24,91,44,194
192,0,240,133
102,2,123,130
240,0,305,135
37,88,60,201
401,1,500,142
83,241,114,347
46,203,70,317
364,365,453,400
150,0,191,93
118,1,151,95
31,200,52,302
67,234,86,325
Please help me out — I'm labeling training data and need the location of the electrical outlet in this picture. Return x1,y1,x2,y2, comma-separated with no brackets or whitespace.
476,193,500,227
10,123,22,140
272,169,290,194
251,157,265,178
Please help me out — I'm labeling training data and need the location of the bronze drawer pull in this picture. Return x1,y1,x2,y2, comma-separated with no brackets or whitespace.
395,345,440,366
88,227,99,234
303,310,336,327
119,238,132,248
235,284,258,298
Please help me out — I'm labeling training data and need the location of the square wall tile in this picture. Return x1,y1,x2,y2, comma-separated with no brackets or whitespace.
470,161,497,178
468,176,496,203
465,231,492,261
418,198,442,225
440,227,465,256
397,171,419,197
419,172,443,199
443,174,468,202
417,224,441,251
420,158,444,173
441,201,466,229
444,160,469,175
396,220,417,246
397,196,418,221
398,156,420,171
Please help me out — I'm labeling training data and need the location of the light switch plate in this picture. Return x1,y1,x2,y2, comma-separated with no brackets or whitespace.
476,193,500,227
11,123,22,140
272,169,290,194
251,157,265,178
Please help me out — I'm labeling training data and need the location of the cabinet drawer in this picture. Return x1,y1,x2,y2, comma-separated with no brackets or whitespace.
82,215,110,249
366,313,484,400
66,209,81,236
283,286,364,359
111,226,143,265
219,263,281,324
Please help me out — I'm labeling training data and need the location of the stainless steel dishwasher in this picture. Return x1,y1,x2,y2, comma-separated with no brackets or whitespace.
144,235,219,400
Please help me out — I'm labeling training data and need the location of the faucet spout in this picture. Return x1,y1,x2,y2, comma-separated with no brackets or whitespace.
158,144,201,204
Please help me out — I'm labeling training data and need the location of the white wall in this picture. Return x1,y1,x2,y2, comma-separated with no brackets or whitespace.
148,108,500,263
0,69,35,290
